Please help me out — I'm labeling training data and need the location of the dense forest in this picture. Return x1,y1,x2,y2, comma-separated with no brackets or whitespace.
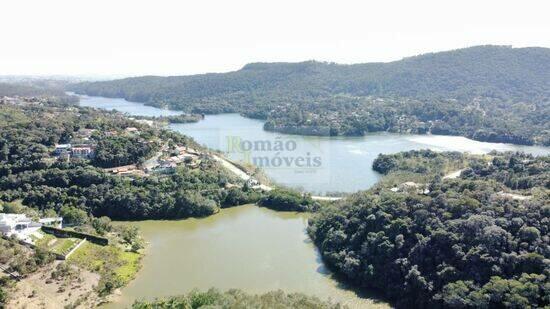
131,288,344,309
69,46,550,145
0,100,260,220
308,151,549,308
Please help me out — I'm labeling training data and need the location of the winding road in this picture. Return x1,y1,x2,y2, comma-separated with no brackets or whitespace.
212,154,342,201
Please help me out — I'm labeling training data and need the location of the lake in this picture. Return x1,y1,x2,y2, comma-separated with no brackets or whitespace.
78,94,548,308
106,205,386,308
79,95,549,195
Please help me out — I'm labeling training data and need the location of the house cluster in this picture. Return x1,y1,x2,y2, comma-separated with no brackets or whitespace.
390,181,430,194
152,146,202,173
0,213,63,243
104,164,146,177
54,143,96,161
54,128,98,161
0,96,48,106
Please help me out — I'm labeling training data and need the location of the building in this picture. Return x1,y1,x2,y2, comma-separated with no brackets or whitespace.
76,128,96,139
54,144,71,155
0,213,63,240
71,145,95,159
38,217,63,228
0,214,35,235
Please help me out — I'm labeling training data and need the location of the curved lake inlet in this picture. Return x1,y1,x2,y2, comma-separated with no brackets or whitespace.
107,205,387,308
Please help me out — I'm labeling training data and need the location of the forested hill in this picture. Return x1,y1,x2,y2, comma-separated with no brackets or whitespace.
0,82,66,97
69,46,550,101
68,46,550,145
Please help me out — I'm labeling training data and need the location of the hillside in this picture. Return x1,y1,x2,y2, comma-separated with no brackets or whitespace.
308,151,550,308
68,46,550,145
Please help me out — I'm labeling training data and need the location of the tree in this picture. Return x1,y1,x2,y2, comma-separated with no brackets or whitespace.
60,206,88,226
92,216,112,235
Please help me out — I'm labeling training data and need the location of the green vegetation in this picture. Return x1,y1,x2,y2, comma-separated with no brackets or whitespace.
69,46,550,145
0,237,56,306
93,135,158,168
372,150,475,175
131,288,344,308
308,151,549,308
34,232,80,256
49,238,79,256
68,241,141,296
0,237,55,276
259,188,317,212
0,100,259,220
136,114,204,124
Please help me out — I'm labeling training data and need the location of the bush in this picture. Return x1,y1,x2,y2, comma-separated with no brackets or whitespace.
259,188,315,212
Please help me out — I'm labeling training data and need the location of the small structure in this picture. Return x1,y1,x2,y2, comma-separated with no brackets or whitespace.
39,217,63,228
54,144,71,155
153,161,177,174
71,145,95,159
390,182,429,194
0,213,63,243
104,164,138,175
0,214,35,236
246,178,260,187
76,128,96,139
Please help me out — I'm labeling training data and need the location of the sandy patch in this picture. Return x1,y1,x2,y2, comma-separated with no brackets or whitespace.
7,261,101,309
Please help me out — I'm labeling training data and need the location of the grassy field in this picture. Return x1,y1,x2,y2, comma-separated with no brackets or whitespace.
33,232,81,256
67,242,141,285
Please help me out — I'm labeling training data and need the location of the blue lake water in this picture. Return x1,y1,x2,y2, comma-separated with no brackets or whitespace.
79,95,549,194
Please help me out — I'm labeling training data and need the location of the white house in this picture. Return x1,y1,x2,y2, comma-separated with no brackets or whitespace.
71,145,95,158
0,214,33,235
0,213,63,240
54,144,71,155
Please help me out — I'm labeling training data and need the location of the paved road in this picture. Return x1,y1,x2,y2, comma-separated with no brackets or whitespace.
212,154,342,201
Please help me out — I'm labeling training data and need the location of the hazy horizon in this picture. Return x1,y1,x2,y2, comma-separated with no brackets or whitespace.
0,44,546,80
1,0,549,76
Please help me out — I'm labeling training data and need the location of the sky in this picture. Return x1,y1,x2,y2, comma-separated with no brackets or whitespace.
1,0,549,77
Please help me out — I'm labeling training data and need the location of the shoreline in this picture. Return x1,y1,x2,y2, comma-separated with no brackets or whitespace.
72,92,549,148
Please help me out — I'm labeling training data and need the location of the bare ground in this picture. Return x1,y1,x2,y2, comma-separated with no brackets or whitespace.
7,261,101,309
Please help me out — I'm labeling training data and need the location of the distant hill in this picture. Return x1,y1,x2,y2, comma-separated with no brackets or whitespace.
68,46,550,145
0,82,66,97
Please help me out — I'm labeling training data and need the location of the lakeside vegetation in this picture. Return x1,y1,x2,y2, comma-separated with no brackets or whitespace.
308,151,549,308
68,241,141,296
131,288,345,309
69,46,550,145
135,113,205,124
259,188,318,212
0,99,263,220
